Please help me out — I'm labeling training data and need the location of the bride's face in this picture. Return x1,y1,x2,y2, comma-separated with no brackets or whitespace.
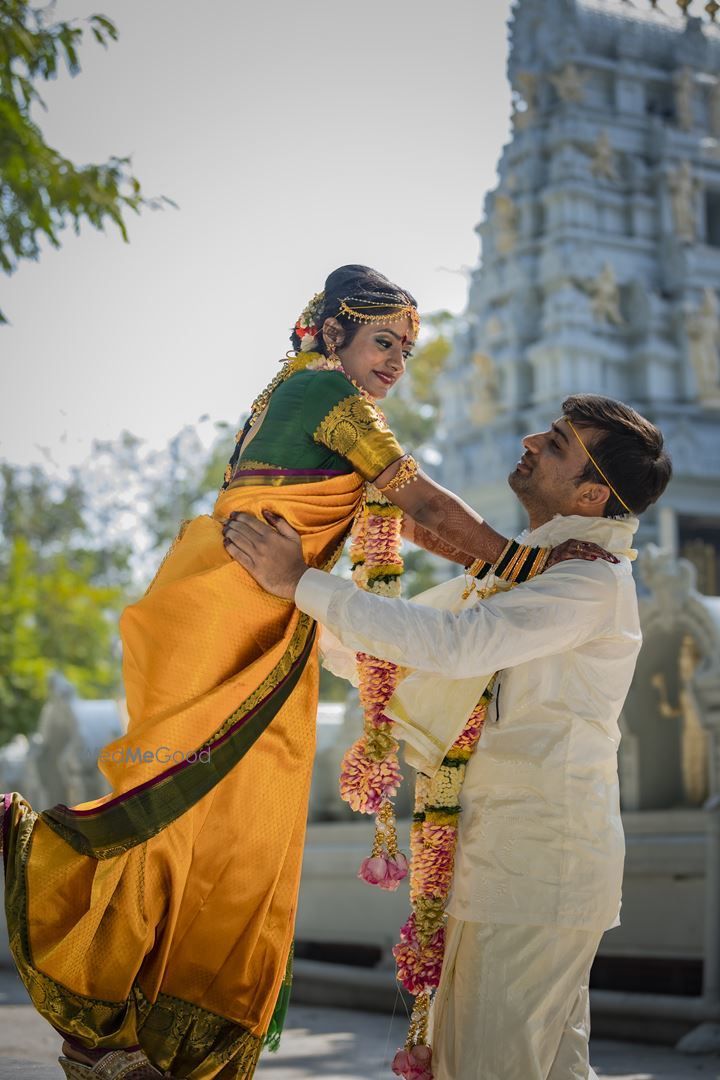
327,317,415,400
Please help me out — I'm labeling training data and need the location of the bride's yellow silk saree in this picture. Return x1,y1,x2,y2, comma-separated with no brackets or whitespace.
2,366,404,1079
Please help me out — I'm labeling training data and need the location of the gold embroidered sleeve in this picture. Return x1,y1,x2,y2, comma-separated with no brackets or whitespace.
313,394,404,481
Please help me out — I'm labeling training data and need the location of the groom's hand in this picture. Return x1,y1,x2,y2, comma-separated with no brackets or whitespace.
222,512,308,600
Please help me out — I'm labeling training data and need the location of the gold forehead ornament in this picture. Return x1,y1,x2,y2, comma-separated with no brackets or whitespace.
338,297,420,339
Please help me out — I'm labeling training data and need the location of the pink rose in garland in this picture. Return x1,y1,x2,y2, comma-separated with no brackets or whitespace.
358,852,409,890
391,1044,433,1080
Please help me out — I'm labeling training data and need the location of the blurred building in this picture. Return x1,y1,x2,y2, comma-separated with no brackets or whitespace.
439,0,720,595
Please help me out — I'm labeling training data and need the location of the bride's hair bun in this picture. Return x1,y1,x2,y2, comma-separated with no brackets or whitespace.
290,265,417,354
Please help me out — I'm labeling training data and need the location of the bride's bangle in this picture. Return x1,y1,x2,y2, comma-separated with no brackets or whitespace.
377,454,419,493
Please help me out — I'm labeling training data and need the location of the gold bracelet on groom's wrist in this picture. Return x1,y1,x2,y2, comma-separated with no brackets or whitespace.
465,540,551,585
493,540,551,582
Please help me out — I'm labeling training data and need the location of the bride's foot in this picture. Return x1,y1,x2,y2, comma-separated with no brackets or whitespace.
59,1041,167,1077
61,1040,99,1066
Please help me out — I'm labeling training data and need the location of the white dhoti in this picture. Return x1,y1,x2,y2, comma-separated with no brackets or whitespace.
431,918,603,1080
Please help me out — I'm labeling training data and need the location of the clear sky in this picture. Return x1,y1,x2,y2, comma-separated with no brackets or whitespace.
2,0,513,470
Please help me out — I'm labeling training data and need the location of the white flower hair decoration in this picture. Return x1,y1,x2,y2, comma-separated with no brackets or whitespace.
295,290,325,352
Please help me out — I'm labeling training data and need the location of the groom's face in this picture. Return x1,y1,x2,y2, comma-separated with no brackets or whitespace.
508,417,609,519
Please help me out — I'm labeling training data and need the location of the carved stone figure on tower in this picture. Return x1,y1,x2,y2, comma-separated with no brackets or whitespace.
470,352,501,423
590,130,618,182
484,315,505,342
513,71,539,130
588,264,624,325
494,192,519,255
710,81,720,140
550,63,585,104
669,161,698,243
686,287,720,401
674,67,695,133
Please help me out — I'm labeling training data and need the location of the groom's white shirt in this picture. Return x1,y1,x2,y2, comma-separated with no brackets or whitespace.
295,513,641,932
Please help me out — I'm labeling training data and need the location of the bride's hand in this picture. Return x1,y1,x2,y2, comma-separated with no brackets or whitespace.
545,539,619,571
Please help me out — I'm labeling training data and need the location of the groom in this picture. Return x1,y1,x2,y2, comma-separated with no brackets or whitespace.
223,394,672,1080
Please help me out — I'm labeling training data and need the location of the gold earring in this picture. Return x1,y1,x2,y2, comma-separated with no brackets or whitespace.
326,339,340,362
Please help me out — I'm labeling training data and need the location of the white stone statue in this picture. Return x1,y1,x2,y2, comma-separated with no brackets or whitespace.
639,547,696,624
590,130,618,181
550,63,585,104
0,675,127,811
513,71,538,130
686,288,720,400
494,192,519,255
669,161,698,243
589,263,624,325
674,67,695,133
651,635,707,807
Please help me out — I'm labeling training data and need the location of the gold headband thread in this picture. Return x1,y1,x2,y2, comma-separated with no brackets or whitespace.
564,417,633,515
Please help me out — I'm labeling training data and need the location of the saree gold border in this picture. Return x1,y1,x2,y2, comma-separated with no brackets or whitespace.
233,459,279,471
143,519,192,597
4,797,262,1078
211,610,313,743
227,472,350,489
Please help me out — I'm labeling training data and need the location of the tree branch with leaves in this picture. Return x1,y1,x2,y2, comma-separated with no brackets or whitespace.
0,0,170,323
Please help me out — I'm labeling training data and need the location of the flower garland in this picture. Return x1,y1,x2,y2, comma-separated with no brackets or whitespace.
340,518,496,1078
340,487,409,889
338,498,505,1079
390,684,494,1079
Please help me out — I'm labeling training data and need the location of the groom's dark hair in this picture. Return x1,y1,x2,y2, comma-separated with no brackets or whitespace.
562,394,672,518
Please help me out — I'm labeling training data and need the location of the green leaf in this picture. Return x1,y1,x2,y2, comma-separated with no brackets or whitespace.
0,2,172,322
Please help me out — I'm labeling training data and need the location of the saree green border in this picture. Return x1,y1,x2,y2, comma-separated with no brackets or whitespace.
264,945,293,1053
4,800,263,1078
40,616,317,860
134,982,263,1079
4,797,141,1049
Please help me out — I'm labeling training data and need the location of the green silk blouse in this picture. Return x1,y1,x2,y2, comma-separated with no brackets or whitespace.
234,370,404,481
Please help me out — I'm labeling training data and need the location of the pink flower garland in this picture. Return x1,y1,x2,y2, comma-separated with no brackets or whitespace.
335,480,494,1077
339,485,409,887
335,462,500,1078
389,691,492,1079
